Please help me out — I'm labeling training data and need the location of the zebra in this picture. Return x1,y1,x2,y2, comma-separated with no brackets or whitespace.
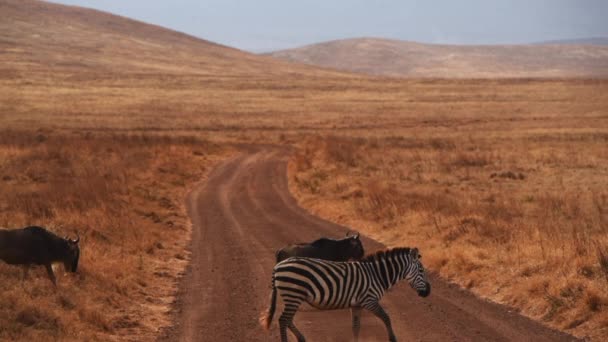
260,247,430,342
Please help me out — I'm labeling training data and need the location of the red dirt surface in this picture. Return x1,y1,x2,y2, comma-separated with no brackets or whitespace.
160,147,578,341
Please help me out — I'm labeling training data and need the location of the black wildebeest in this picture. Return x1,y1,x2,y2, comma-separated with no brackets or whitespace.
275,231,364,263
0,226,80,285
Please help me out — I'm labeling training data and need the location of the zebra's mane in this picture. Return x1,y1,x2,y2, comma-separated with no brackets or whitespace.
360,247,411,263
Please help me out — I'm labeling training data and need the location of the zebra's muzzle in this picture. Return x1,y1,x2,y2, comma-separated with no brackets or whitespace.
417,282,431,297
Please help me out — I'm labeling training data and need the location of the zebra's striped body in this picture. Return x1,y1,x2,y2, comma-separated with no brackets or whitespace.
260,247,430,342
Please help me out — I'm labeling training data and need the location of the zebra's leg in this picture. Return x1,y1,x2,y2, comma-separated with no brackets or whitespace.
351,306,362,342
278,299,305,342
288,321,306,342
363,302,396,342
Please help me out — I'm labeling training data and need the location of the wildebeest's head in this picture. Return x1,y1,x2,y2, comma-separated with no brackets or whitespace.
345,231,364,260
62,234,80,272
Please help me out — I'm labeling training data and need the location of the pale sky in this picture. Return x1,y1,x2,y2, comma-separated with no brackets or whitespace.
50,0,608,52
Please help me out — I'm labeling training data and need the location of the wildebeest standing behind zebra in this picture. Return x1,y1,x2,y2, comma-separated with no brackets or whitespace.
260,247,430,342
0,226,80,285
275,231,364,263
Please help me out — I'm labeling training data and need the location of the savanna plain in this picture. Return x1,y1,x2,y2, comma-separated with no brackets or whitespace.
1,1,608,341
4,76,608,341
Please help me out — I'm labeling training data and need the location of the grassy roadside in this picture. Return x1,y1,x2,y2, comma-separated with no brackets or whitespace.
287,81,608,341
0,130,233,341
289,134,608,340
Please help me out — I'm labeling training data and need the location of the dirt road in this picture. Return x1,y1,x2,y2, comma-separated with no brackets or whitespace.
161,147,578,342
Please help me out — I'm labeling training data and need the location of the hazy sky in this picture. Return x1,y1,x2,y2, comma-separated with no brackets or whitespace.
51,0,608,52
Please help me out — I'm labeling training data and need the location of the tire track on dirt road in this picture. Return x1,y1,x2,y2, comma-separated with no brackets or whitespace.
160,147,578,341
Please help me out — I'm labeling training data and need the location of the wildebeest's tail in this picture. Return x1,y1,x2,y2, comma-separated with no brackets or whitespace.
259,273,277,330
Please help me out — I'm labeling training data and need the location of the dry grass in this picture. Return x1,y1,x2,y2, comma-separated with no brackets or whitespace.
0,131,232,341
288,81,608,340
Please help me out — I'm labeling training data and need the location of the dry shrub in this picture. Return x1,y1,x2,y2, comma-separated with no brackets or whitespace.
16,306,63,333
79,307,112,332
363,180,400,220
324,135,362,167
448,150,493,168
361,180,461,221
381,136,456,150
597,247,608,282
585,291,604,313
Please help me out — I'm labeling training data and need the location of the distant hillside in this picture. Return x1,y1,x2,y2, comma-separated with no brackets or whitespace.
267,38,608,78
535,37,608,46
0,0,337,78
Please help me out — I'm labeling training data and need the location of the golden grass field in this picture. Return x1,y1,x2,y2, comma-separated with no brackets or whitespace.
287,79,608,340
1,0,607,341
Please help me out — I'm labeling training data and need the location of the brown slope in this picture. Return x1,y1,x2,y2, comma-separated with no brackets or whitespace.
267,37,608,78
0,0,340,77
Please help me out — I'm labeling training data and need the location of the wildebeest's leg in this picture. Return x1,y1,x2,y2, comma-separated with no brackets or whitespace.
44,263,57,286
22,265,30,281
351,306,362,341
278,299,305,342
21,265,30,291
363,302,396,342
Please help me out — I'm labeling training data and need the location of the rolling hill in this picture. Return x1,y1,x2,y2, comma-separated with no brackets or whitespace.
267,37,608,78
535,37,608,46
0,0,340,78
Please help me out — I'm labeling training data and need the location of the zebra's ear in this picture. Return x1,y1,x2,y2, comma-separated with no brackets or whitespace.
410,248,419,259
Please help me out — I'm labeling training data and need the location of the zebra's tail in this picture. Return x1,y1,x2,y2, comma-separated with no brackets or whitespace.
259,276,277,330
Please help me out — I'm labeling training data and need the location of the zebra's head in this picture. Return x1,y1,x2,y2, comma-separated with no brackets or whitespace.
404,248,431,297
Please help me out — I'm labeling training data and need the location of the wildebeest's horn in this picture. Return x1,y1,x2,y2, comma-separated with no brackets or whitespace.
72,233,80,244
346,230,360,239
